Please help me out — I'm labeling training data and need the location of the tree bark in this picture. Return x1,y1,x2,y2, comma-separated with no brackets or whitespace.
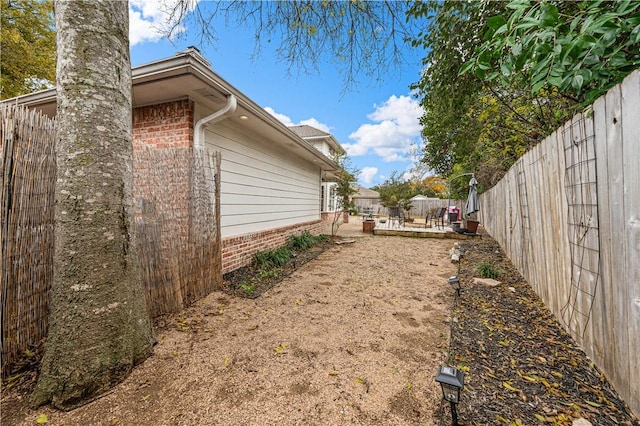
32,0,154,410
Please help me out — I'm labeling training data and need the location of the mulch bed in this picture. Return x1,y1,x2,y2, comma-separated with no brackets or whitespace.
222,237,335,298
449,238,639,425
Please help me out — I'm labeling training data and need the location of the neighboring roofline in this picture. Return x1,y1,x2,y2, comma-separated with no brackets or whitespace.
289,124,346,156
2,49,336,172
303,134,346,155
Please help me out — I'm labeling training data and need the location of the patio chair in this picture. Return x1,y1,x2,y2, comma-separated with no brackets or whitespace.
426,207,447,229
388,206,404,229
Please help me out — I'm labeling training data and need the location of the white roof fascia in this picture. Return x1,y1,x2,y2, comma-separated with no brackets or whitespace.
2,50,336,172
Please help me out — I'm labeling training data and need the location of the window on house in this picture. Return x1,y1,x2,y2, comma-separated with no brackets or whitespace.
328,185,337,211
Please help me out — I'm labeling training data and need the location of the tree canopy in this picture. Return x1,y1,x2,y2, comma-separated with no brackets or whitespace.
0,0,56,99
462,0,640,106
409,0,640,191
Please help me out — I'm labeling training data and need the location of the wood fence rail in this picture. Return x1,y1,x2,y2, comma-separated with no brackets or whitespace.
479,70,640,417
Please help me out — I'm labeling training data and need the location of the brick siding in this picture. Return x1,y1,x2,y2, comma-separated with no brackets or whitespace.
222,220,323,274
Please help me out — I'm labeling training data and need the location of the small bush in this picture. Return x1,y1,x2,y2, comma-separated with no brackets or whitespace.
258,268,277,281
252,247,291,269
239,279,255,295
289,231,316,251
475,262,503,279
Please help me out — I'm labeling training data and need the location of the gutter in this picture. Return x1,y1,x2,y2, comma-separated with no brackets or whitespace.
193,94,237,150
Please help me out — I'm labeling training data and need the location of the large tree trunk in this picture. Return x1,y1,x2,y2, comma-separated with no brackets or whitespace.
32,0,154,410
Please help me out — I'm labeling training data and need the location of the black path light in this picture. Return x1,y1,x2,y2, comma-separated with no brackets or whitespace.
436,365,465,425
448,275,461,297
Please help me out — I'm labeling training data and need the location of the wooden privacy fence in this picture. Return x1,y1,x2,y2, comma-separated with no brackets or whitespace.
479,70,640,417
1,104,223,377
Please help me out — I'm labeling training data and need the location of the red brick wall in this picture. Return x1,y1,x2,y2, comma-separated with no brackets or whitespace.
133,100,194,150
132,100,196,303
222,220,323,274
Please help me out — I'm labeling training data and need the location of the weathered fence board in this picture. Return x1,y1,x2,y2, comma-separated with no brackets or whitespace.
480,70,640,417
620,71,640,409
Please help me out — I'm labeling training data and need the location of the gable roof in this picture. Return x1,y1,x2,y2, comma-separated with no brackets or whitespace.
289,124,346,156
2,48,337,173
352,185,380,199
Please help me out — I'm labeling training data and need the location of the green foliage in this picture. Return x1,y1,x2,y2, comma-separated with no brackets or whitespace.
252,247,291,269
252,232,328,270
239,279,255,295
257,268,277,281
1,0,56,99
371,171,414,209
408,1,577,190
464,0,640,105
475,262,504,279
288,231,326,251
332,153,359,213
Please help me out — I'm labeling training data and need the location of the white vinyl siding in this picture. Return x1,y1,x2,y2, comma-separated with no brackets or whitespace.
204,124,321,238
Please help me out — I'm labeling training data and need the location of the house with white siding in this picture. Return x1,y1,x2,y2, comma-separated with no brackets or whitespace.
289,125,345,216
8,48,337,274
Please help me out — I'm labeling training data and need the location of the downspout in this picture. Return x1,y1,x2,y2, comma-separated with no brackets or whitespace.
194,94,237,150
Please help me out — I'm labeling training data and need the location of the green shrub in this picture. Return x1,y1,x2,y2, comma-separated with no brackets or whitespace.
239,279,255,295
258,268,278,281
252,247,291,269
475,262,503,279
289,231,315,251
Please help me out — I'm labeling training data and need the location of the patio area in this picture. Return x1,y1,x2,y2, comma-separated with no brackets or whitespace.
345,215,481,240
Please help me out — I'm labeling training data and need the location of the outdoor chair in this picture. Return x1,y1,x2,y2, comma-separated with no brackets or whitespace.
426,207,447,229
388,206,404,229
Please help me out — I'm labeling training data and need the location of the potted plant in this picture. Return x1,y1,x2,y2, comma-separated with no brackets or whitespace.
463,213,480,233
401,199,414,223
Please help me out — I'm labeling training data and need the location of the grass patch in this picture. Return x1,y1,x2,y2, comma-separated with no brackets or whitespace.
475,262,504,279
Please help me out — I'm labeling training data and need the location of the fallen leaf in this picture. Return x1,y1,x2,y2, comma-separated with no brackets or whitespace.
36,414,48,424
503,381,520,392
274,343,288,354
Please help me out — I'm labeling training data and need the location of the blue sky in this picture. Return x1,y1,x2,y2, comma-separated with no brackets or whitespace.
129,0,427,187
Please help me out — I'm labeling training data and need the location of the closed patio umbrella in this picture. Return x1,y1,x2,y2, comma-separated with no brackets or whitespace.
465,176,479,217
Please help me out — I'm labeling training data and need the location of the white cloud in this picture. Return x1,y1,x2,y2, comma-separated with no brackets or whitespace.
264,107,331,133
129,0,195,46
344,95,423,162
299,118,331,133
264,107,295,126
359,167,378,185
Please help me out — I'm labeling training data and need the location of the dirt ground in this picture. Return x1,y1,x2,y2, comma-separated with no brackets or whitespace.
4,218,639,425
3,219,458,425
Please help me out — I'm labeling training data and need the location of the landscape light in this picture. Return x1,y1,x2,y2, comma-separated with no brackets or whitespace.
435,365,465,426
290,252,297,268
448,276,461,296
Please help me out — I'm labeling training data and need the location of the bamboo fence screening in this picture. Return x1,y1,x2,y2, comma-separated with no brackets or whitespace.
1,104,56,378
1,104,223,378
479,70,640,417
133,146,222,318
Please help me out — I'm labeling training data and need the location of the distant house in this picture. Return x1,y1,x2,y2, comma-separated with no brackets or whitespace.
289,125,346,218
352,186,381,214
6,48,337,274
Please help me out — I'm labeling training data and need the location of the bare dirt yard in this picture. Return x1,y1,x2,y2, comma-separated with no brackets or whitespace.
4,219,639,425
3,220,458,425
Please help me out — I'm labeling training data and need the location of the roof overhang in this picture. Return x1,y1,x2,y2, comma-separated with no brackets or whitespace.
3,50,336,172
